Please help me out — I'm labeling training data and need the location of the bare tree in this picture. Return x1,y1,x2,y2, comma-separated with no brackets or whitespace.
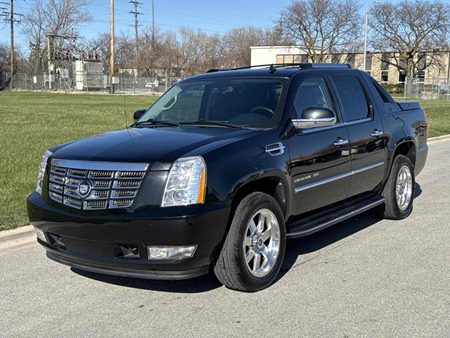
369,0,450,95
22,0,91,74
262,22,295,47
280,0,361,62
175,27,222,75
221,27,268,68
138,27,163,76
0,43,31,77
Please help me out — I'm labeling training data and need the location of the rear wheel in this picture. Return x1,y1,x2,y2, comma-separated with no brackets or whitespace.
214,192,286,292
382,155,415,220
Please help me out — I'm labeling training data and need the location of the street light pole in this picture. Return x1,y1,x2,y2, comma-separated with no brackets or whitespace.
363,5,368,72
109,0,115,94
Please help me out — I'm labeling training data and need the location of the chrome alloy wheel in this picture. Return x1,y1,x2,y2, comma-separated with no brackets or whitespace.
243,208,281,278
396,165,413,211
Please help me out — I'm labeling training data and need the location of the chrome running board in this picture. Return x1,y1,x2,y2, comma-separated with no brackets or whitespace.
286,198,385,238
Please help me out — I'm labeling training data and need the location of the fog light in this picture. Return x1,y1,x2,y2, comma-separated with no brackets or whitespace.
34,227,47,243
147,246,197,261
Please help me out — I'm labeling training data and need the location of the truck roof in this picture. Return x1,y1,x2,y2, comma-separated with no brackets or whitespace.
187,63,354,81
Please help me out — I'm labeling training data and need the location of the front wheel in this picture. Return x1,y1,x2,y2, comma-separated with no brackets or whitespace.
214,192,286,292
382,155,415,220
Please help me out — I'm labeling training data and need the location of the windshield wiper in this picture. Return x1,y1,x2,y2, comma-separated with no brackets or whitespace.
181,120,247,129
133,119,180,127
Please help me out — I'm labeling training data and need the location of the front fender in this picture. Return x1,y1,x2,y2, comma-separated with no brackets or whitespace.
203,133,293,217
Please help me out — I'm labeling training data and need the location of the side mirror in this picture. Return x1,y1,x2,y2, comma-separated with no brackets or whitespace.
292,107,337,129
133,109,146,121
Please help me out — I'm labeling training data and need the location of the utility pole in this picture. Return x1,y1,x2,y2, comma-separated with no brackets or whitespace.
130,0,141,78
47,35,52,89
9,0,13,77
110,0,115,94
1,0,22,87
152,0,155,45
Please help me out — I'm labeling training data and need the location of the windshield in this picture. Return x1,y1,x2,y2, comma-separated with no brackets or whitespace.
137,78,286,129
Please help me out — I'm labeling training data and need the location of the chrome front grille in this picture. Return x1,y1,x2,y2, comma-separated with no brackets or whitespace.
47,159,149,210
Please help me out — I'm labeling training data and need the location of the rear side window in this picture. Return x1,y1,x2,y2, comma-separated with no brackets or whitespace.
332,76,369,121
371,79,393,103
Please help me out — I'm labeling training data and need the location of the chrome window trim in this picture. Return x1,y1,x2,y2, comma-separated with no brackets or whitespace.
295,161,384,193
51,159,149,172
344,117,373,126
296,117,373,134
300,122,346,134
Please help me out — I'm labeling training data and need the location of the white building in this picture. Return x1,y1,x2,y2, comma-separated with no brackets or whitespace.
250,46,309,66
250,45,450,86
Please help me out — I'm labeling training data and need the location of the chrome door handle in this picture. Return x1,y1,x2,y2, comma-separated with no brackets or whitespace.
333,138,349,146
370,129,383,137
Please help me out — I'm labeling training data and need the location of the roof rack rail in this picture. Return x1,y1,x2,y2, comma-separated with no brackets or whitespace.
299,63,352,69
205,63,351,73
206,64,292,73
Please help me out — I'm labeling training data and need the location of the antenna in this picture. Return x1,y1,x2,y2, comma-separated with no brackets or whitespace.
123,91,129,128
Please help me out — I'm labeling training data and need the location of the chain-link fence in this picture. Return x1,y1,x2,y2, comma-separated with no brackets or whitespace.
403,77,450,100
4,72,450,100
114,76,181,94
1,72,182,95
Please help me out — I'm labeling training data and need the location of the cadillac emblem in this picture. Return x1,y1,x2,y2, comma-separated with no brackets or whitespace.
77,180,92,198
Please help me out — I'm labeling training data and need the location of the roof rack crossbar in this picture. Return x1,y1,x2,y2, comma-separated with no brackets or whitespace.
206,63,351,73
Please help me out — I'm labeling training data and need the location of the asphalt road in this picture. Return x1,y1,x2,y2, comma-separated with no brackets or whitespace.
1,140,450,338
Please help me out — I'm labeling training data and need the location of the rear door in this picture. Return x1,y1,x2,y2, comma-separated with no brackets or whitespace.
286,74,351,216
329,73,387,197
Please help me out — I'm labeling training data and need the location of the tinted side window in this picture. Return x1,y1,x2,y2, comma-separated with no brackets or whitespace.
332,76,369,121
371,79,393,103
293,77,334,118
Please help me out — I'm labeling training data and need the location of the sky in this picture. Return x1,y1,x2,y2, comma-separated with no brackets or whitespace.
0,0,298,48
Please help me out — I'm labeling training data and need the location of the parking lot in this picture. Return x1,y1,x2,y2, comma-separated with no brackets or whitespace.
1,139,449,337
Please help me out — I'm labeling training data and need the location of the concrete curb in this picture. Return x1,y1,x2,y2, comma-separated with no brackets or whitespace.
0,225,33,241
428,134,450,144
0,225,35,250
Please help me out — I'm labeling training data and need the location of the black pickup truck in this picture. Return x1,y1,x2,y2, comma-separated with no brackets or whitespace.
27,64,428,292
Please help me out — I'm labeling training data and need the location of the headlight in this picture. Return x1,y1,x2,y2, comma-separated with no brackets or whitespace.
161,156,206,207
35,150,52,195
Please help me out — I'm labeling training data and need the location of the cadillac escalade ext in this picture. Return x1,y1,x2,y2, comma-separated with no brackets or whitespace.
27,63,428,292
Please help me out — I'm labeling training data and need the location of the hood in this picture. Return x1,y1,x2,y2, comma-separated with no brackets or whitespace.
51,126,257,164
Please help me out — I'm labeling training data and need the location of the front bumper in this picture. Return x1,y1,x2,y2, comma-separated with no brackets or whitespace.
28,192,230,280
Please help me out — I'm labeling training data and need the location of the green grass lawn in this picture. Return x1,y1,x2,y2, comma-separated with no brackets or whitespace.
0,92,449,231
420,100,450,137
0,92,157,230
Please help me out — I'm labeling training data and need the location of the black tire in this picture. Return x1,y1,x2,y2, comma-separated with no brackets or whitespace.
382,155,415,220
213,192,286,292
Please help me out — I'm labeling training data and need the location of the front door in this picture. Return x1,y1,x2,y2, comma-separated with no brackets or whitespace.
286,75,351,216
329,73,387,197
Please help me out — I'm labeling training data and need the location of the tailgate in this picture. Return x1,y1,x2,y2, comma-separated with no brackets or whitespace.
397,101,421,111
